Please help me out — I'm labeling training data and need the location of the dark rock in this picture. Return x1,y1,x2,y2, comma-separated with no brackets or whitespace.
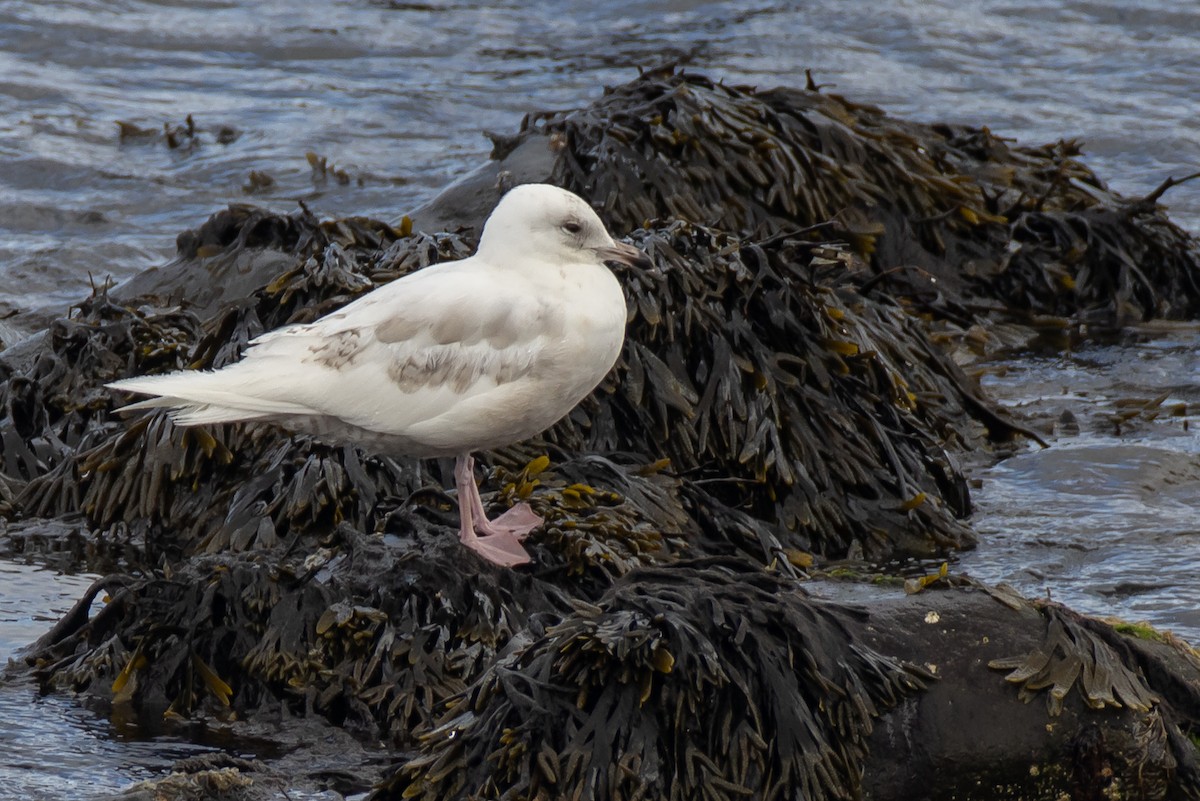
856,583,1200,800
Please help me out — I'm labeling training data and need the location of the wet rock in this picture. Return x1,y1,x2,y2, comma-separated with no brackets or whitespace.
94,755,292,801
85,717,392,801
857,582,1200,801
406,134,560,235
380,560,929,801
1057,407,1082,436
87,202,408,329
98,767,256,801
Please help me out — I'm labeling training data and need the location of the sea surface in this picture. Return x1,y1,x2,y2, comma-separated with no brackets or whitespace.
1,1,1198,798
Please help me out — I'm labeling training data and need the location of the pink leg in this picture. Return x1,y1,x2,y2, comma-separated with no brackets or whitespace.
454,453,541,567
462,455,542,541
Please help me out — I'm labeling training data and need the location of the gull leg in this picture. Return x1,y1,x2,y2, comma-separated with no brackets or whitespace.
462,454,543,542
454,453,533,567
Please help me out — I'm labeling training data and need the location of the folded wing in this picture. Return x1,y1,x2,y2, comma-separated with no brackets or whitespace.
109,259,556,437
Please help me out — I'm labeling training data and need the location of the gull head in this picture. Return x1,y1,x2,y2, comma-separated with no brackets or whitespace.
477,183,649,270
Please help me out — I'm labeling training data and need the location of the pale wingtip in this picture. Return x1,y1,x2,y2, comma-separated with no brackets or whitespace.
115,396,177,413
105,374,214,424
107,376,166,413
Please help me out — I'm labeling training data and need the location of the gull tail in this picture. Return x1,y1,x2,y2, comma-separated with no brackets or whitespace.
108,369,313,426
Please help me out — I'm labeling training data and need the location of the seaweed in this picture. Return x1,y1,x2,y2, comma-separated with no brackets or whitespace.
535,220,993,559
25,524,563,743
0,288,201,494
8,67,1200,798
989,603,1159,716
6,205,1002,566
383,560,929,801
522,67,1200,330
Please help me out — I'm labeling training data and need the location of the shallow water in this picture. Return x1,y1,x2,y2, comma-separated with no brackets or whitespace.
1,0,1199,797
0,562,170,799
1,0,1197,316
957,331,1200,639
0,561,355,799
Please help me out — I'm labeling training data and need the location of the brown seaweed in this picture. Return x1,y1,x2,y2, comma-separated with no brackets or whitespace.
5,67,1200,800
989,603,1159,716
27,524,564,742
5,213,998,566
535,220,994,559
523,67,1200,330
0,289,201,493
383,560,929,801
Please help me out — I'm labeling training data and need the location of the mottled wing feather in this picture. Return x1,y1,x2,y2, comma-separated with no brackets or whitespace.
225,258,559,434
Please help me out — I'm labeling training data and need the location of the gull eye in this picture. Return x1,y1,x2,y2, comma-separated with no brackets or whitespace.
561,220,583,235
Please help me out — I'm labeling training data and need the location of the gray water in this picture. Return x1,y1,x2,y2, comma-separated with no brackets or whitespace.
958,329,1200,635
1,0,1199,797
2,0,1198,316
0,562,217,798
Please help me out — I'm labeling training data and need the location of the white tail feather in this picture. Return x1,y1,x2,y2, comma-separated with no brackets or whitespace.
107,370,314,425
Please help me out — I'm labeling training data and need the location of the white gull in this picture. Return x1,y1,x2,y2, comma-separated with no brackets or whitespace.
108,183,647,567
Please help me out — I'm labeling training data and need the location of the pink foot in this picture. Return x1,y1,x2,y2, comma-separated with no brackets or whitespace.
477,503,542,542
461,530,532,567
453,453,542,568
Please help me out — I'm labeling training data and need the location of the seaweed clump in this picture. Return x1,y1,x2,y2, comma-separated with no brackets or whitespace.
990,603,1160,716
526,67,1200,329
6,200,1007,567
537,220,1003,559
6,225,479,560
384,560,928,801
0,290,201,496
6,204,986,741
28,523,561,743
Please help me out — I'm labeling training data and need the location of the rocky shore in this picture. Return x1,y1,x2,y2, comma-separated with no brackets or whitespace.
3,68,1199,800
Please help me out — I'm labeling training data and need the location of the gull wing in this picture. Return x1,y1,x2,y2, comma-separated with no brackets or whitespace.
109,258,561,436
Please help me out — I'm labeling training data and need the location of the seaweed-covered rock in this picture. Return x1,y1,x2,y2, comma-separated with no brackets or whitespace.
114,203,407,322
4,204,1003,761
6,66,1200,801
26,524,558,743
0,290,201,494
545,69,1200,327
420,67,1200,331
382,560,929,801
541,221,1000,559
5,208,1013,565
